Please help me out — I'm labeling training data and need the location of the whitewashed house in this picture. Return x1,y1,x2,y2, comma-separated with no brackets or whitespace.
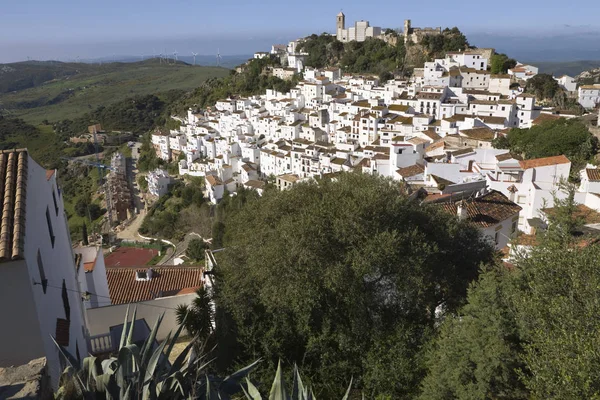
146,169,173,197
0,149,89,387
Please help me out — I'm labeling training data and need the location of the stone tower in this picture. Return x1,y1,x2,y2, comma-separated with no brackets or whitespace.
336,11,345,40
403,19,412,44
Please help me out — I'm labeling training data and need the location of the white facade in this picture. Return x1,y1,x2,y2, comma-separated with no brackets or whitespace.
147,169,173,197
0,151,88,388
578,85,600,109
336,12,382,43
555,75,577,92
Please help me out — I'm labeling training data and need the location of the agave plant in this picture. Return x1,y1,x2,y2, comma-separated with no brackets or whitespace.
242,361,353,400
54,306,260,399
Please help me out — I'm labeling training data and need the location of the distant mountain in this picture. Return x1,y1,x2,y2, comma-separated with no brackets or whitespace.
0,59,229,124
82,54,252,69
467,30,600,62
521,60,600,77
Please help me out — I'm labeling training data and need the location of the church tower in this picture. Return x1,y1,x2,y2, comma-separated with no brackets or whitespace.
336,11,345,41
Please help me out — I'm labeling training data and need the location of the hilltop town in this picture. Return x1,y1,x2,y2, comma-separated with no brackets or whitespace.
2,11,600,400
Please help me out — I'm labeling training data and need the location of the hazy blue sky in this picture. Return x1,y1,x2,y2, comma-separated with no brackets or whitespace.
1,0,599,62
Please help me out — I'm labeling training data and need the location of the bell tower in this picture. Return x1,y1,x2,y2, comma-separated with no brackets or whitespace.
336,11,345,40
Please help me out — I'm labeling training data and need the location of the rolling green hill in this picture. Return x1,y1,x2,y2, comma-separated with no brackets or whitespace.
0,59,229,124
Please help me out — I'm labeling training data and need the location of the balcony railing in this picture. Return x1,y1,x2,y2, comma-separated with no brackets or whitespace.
89,333,113,354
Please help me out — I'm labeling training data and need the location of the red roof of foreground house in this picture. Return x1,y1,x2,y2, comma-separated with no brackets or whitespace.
106,267,203,305
434,190,522,228
518,155,570,170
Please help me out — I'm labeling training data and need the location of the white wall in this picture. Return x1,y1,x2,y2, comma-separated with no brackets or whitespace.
86,293,196,342
24,156,89,387
0,260,46,367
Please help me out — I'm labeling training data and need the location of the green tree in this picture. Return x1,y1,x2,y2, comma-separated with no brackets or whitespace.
74,197,89,217
420,266,527,400
525,73,560,101
81,222,89,245
493,118,598,175
214,173,495,397
176,287,214,347
187,238,207,261
490,53,517,74
512,241,600,398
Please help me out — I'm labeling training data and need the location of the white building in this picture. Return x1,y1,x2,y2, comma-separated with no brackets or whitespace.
0,149,88,387
74,246,110,310
578,84,600,109
336,12,382,43
146,169,173,197
508,64,539,81
485,154,571,234
431,190,521,250
555,75,577,92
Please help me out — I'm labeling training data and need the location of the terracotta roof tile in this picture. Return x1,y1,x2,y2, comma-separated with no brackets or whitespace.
106,267,203,305
586,169,600,182
0,150,28,262
396,164,425,177
518,155,570,170
435,190,522,228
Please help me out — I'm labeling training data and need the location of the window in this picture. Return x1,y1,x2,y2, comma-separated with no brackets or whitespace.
512,221,518,234
52,190,59,216
46,207,55,248
37,250,47,293
494,231,500,245
517,195,527,204
62,279,70,321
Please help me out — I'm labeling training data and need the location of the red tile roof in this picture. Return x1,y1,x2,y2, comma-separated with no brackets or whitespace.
434,190,522,228
518,155,570,170
586,169,600,182
0,149,28,262
106,267,203,304
396,164,425,177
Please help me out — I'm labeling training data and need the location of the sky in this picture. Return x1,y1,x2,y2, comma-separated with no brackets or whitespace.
1,0,599,63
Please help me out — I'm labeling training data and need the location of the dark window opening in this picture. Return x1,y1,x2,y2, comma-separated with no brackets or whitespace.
62,279,70,321
52,190,59,216
37,250,47,293
46,207,55,248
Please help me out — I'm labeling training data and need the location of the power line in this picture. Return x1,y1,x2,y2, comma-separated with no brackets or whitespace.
33,281,187,311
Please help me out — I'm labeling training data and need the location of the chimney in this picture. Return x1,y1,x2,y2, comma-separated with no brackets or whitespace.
457,200,468,221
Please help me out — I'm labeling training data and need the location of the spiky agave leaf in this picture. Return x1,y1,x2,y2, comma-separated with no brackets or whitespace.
242,377,263,400
268,360,287,400
119,305,130,350
341,377,353,400
219,358,262,395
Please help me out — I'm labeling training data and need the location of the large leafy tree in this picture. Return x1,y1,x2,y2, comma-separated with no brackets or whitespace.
419,266,527,400
214,173,495,398
493,118,598,178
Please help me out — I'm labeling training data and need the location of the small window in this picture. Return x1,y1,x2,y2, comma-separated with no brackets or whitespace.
62,279,70,321
494,231,500,245
52,190,59,216
517,195,527,204
37,250,47,294
46,207,55,248
512,221,518,234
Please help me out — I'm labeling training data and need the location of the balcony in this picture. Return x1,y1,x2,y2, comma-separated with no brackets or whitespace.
89,332,113,354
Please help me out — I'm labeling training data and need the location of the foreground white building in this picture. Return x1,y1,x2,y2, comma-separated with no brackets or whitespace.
0,149,88,387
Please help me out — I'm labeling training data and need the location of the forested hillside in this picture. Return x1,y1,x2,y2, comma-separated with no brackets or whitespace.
296,28,470,79
0,59,228,124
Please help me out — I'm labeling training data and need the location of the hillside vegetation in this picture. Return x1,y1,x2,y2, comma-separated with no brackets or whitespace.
0,59,229,124
296,28,470,79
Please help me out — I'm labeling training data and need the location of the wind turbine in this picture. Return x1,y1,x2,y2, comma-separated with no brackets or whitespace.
173,50,178,64
192,52,198,66
216,48,222,67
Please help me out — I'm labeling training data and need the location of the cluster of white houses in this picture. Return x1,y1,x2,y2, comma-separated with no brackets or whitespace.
152,48,600,243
